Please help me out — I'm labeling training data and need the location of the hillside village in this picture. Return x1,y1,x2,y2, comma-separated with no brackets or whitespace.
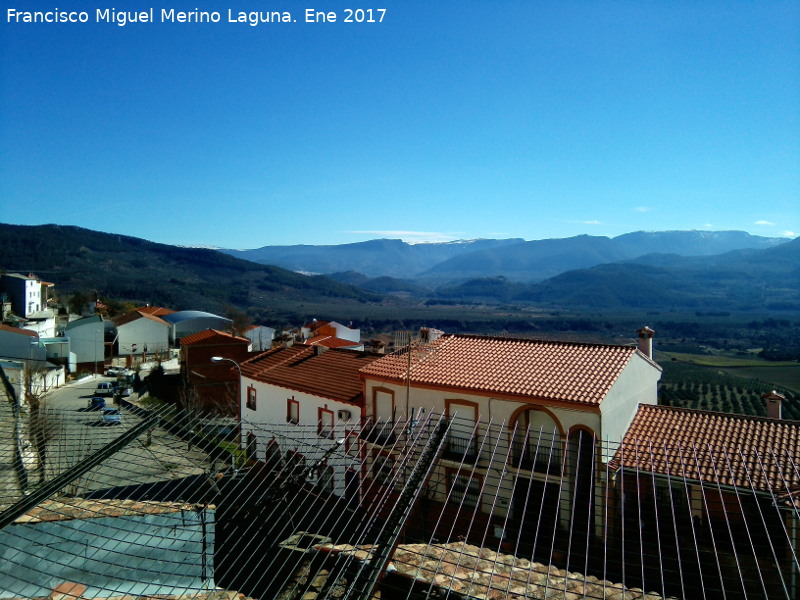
0,271,798,599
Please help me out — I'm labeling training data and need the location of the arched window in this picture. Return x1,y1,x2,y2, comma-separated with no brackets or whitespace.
513,408,562,475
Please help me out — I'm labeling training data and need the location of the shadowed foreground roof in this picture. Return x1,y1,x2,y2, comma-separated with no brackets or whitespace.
360,334,658,405
615,403,800,493
316,541,670,600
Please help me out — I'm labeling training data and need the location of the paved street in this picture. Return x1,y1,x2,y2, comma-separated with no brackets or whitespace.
37,375,211,497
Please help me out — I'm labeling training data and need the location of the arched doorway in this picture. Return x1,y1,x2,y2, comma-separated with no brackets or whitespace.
568,427,596,566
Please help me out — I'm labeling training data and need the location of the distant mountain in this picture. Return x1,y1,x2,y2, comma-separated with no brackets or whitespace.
422,231,787,283
436,238,800,311
612,230,784,256
221,238,525,278
0,224,379,313
223,230,786,284
327,271,430,295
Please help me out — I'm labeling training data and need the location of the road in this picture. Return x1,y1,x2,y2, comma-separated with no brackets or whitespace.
38,375,211,497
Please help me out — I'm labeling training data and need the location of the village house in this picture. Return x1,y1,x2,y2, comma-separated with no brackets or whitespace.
180,328,251,416
113,307,172,358
297,319,363,350
63,315,109,373
245,324,275,351
613,396,800,599
0,272,54,319
238,344,384,499
357,329,662,554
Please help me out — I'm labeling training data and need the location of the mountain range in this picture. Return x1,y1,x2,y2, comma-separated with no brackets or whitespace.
0,224,378,314
222,230,786,283
0,224,796,315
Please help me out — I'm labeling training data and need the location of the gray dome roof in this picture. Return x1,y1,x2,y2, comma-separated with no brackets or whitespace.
161,310,231,324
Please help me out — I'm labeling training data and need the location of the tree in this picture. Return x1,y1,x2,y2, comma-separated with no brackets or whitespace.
226,305,252,338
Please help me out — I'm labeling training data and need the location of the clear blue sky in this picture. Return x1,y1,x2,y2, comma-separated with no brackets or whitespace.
2,1,798,248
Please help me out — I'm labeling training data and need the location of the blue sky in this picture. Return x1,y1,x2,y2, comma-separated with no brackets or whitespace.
2,1,798,248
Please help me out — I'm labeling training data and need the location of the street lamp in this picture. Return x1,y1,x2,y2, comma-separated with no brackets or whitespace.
211,356,242,417
94,329,101,376
211,356,244,468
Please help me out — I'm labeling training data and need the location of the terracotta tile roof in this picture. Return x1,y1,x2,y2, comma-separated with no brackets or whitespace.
359,334,653,406
14,498,210,524
615,404,800,494
113,310,169,327
180,329,249,346
318,541,667,600
0,323,38,337
134,305,175,316
307,334,362,349
302,319,329,330
241,345,383,404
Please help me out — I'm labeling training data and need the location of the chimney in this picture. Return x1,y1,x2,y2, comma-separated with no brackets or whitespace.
314,344,328,356
763,390,785,419
636,326,656,359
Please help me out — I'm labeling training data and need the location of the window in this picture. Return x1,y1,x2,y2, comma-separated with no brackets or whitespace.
373,452,395,486
287,397,299,424
265,440,282,473
514,409,562,475
246,385,257,411
446,400,479,462
246,432,258,460
318,407,334,439
448,471,481,509
317,465,334,494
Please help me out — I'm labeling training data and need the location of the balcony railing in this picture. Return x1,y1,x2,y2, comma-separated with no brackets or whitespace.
512,438,562,475
360,419,397,445
442,434,480,464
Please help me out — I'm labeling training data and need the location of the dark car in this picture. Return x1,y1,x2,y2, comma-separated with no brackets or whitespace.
88,397,106,410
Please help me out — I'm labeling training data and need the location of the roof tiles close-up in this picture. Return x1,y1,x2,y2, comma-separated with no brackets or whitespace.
360,334,650,405
616,403,800,493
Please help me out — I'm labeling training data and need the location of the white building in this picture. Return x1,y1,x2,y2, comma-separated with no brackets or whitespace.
114,310,171,356
245,324,275,352
0,273,52,318
358,331,662,544
63,316,106,372
239,345,384,498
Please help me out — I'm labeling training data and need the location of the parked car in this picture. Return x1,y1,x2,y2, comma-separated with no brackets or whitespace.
95,382,114,397
88,397,106,410
106,367,120,376
120,387,133,397
101,407,122,425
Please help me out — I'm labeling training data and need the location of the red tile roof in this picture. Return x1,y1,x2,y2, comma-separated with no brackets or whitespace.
113,310,169,327
0,323,38,337
15,498,207,523
134,306,175,316
180,329,249,346
307,334,362,349
359,334,654,406
615,404,800,494
241,345,383,404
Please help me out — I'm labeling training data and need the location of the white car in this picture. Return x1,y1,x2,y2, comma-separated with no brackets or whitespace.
95,382,114,397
